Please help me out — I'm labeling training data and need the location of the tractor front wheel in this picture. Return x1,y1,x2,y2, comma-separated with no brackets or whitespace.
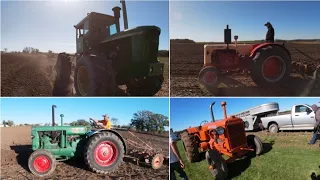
126,76,164,96
198,66,221,93
28,150,56,177
250,45,292,87
181,131,200,162
84,131,124,174
205,150,228,180
74,56,116,96
246,135,263,156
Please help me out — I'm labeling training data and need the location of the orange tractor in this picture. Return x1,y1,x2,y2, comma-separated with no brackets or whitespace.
181,101,263,179
199,25,292,92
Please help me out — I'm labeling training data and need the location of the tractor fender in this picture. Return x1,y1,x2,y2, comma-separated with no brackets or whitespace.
87,129,127,154
249,43,291,58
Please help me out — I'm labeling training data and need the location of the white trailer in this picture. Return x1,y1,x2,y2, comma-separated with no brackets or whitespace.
231,102,280,131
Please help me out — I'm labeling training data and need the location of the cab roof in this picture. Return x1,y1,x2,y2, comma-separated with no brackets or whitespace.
74,12,117,29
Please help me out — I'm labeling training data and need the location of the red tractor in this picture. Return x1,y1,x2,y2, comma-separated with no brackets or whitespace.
181,101,263,180
199,25,292,92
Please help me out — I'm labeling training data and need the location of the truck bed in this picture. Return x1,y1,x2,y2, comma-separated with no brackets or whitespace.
232,102,279,117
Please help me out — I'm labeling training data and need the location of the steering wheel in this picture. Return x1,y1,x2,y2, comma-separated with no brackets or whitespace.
200,120,209,126
89,119,99,128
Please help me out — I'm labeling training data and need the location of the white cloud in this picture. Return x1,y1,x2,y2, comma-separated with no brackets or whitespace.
172,12,183,21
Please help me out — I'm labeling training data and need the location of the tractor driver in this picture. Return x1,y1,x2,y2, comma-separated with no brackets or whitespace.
265,22,275,43
89,114,112,130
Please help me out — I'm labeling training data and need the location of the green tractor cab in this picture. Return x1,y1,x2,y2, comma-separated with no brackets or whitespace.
28,105,127,177
53,0,164,96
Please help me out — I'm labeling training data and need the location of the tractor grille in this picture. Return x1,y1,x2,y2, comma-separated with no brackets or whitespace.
146,30,160,63
226,122,247,150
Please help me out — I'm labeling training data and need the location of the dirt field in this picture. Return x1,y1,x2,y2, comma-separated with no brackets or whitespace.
0,126,169,180
1,53,169,97
170,43,320,96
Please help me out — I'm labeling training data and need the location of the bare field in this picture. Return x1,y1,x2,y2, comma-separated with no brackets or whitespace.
170,43,320,96
0,126,169,180
1,53,169,97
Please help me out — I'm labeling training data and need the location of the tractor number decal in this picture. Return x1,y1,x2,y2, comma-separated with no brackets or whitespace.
208,125,217,129
72,128,80,133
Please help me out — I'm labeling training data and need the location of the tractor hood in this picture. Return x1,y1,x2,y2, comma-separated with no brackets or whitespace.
99,25,160,44
31,126,91,135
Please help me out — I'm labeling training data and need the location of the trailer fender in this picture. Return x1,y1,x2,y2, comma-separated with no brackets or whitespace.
249,43,291,59
87,129,127,154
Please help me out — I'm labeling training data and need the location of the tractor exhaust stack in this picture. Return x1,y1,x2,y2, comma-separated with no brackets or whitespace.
112,6,121,33
224,25,231,49
120,0,128,30
52,105,57,126
221,102,227,119
210,102,216,122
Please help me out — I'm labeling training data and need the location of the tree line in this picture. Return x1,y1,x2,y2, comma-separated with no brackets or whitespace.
130,110,169,133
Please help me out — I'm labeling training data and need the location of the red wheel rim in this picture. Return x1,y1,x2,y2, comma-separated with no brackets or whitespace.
33,156,51,173
203,71,217,85
262,56,283,79
94,141,118,166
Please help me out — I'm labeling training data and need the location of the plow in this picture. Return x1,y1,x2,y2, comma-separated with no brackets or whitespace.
123,131,168,169
199,25,320,93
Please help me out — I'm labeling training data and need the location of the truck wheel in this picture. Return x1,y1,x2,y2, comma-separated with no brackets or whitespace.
74,56,116,96
198,66,221,93
250,45,292,87
181,131,200,162
246,135,263,156
205,150,228,180
52,53,72,96
28,150,56,177
126,76,164,96
84,131,124,174
268,123,279,133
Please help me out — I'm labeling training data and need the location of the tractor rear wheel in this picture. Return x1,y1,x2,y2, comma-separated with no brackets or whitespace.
198,66,221,93
74,56,116,96
52,53,72,96
28,150,56,177
126,76,164,96
205,150,228,180
84,131,124,174
246,135,263,156
250,45,292,87
181,131,200,162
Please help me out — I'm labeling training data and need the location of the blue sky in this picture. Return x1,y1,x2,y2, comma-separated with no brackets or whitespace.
1,98,169,126
170,1,320,42
170,98,320,131
1,1,169,53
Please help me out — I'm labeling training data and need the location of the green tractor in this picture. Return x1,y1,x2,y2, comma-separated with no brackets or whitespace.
28,105,127,177
52,0,164,96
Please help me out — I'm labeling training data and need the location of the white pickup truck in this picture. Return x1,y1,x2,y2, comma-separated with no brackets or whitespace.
261,104,317,133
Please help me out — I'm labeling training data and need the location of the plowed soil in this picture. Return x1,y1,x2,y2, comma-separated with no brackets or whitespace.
170,43,320,96
1,53,169,97
0,126,169,180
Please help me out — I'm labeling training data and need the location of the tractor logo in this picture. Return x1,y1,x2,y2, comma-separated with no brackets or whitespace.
72,128,80,133
208,125,217,129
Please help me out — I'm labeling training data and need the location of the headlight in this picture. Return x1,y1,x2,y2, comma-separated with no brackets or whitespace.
149,67,153,72
216,127,224,135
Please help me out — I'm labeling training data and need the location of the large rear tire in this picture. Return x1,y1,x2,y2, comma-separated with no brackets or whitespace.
74,56,116,96
181,131,200,162
28,150,56,177
205,150,228,180
250,45,292,87
126,76,163,96
84,131,124,174
52,53,72,96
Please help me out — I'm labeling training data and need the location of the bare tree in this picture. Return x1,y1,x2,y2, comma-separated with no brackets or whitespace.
111,118,119,126
4,48,8,53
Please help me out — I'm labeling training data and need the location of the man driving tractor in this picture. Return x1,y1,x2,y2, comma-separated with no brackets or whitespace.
89,114,112,130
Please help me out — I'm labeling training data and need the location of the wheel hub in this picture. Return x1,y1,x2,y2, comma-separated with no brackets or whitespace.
203,71,217,85
34,156,51,173
94,141,118,166
262,56,286,82
77,66,90,96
